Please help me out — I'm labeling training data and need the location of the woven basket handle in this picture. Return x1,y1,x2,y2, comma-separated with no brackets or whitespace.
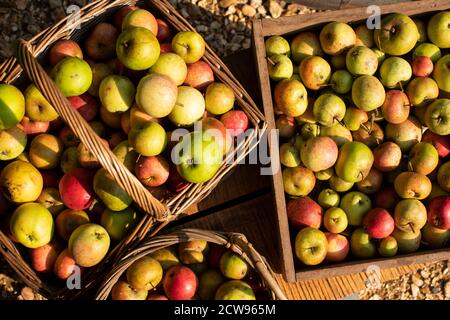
16,40,169,222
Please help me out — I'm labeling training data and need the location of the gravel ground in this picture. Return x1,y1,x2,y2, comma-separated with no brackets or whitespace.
0,0,448,301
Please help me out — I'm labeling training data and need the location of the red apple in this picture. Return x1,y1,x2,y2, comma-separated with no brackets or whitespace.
160,43,172,53
108,132,127,149
208,244,226,269
423,130,450,158
374,186,400,212
113,5,139,29
156,19,172,42
203,117,233,154
20,116,49,135
41,170,61,188
287,197,322,230
411,56,433,77
325,233,349,262
59,126,80,148
135,155,170,187
67,93,99,122
428,196,450,230
184,61,214,90
220,110,249,137
54,248,82,280
49,39,83,66
30,241,62,273
167,165,189,193
163,265,198,300
363,208,395,239
85,23,119,61
59,168,95,210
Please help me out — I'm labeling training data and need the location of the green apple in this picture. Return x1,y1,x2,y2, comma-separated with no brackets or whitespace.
173,132,222,183
299,56,331,90
378,236,398,257
406,77,439,107
352,75,385,111
290,32,323,63
51,57,92,97
374,13,418,56
394,172,432,200
268,54,293,81
427,11,450,48
331,54,346,69
220,251,248,280
274,79,308,117
408,142,439,175
94,168,132,211
69,223,110,267
0,160,43,203
171,31,206,64
330,70,353,94
116,27,160,70
282,166,315,197
150,247,180,271
318,188,340,208
279,142,301,168
345,46,378,76
149,53,187,86
355,25,374,47
433,54,450,92
315,168,333,181
392,228,421,253
294,227,327,266
0,84,25,130
300,123,320,140
0,125,27,161
323,207,347,233
198,270,225,300
413,43,442,62
205,83,235,115
343,107,368,131
265,35,290,57
422,222,450,248
394,199,427,233
24,84,58,121
424,99,450,135
100,207,140,241
320,123,353,147
99,75,135,113
215,281,255,300
340,191,372,226
10,202,54,249
350,228,376,259
169,86,205,126
319,22,356,56
379,57,412,89
113,141,139,172
329,174,354,192
385,116,423,152
136,74,178,118
128,121,167,156
372,47,385,63
313,93,346,127
414,18,427,43
335,142,374,183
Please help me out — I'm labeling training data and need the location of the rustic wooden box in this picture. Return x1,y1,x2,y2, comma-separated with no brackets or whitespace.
252,0,450,282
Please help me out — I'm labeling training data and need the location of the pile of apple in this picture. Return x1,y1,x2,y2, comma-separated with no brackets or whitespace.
266,11,450,266
0,5,250,283
109,240,269,300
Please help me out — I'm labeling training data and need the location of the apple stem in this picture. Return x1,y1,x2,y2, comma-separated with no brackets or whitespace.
360,123,371,133
335,118,346,127
266,57,276,66
408,222,416,234
398,81,404,92
175,102,185,108
407,161,414,172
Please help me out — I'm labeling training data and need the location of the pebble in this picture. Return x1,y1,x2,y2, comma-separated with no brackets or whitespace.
269,0,282,18
444,281,450,299
20,287,35,300
219,0,238,8
411,284,420,298
242,4,256,17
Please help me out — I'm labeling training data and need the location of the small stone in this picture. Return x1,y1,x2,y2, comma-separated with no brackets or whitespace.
420,270,430,279
444,281,450,299
20,287,34,300
242,38,251,49
15,0,28,10
242,4,257,17
49,0,62,9
411,284,420,298
219,0,238,8
269,0,282,19
412,276,424,287
369,294,381,300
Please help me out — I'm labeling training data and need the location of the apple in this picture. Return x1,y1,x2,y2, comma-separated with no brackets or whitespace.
379,57,412,89
346,46,378,76
94,168,132,211
111,141,137,173
354,25,374,47
88,62,113,97
427,11,450,48
20,117,49,135
378,236,398,257
116,27,160,70
406,77,439,107
59,168,95,210
319,124,353,147
350,228,376,259
147,294,169,301
438,162,450,192
414,18,427,43
41,170,60,189
313,93,346,126
329,174,354,192
413,43,442,62
392,228,421,253
55,209,89,241
198,270,224,300
172,31,205,64
394,172,432,200
265,35,290,57
283,166,315,197
113,5,138,29
274,79,308,117
325,233,349,262
156,19,172,42
30,241,62,273
163,265,198,300
54,249,80,280
335,142,374,183
385,116,423,152
136,74,178,118
149,53,187,86
51,57,92,97
352,75,385,111
381,90,410,124
323,207,347,234
290,32,323,63
300,136,338,172
276,115,296,138
423,130,450,158
408,142,439,175
101,207,139,242
122,9,158,35
68,223,110,267
319,22,356,55
169,86,205,126
59,126,80,147
0,160,43,203
352,121,384,149
318,188,340,209
135,155,170,187
85,23,118,61
215,280,255,300
202,117,233,155
427,196,450,230
374,13,419,55
356,167,383,194
331,54,346,69
150,247,180,271
205,83,235,116
412,56,434,77
286,196,322,230
330,70,353,94
432,55,450,93
128,121,167,156
111,280,148,300
267,54,293,81
60,147,79,174
24,84,59,124
184,61,214,90
173,131,222,183
29,134,63,170
343,107,368,131
393,199,427,234
10,203,53,249
340,191,372,226
422,222,450,248
220,110,249,137
363,208,395,239
424,99,450,135
36,187,65,216
160,43,172,53
299,56,331,90
0,125,26,161
99,75,135,113
179,240,209,265
0,84,25,130
373,142,402,172
67,93,98,122
294,227,328,265
49,39,83,66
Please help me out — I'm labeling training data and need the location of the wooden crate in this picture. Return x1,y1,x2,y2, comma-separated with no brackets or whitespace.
252,0,450,282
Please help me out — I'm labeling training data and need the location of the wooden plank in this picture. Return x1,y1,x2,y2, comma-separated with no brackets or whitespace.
291,0,412,10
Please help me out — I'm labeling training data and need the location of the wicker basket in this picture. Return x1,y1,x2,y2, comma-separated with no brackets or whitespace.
0,0,266,299
95,228,287,300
